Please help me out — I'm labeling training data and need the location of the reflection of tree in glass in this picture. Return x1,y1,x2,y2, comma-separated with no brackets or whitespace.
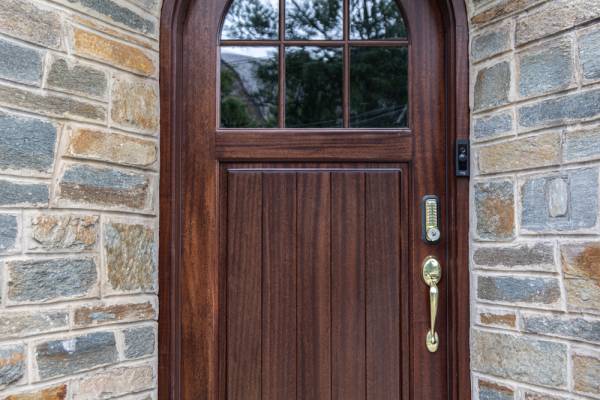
222,0,278,39
350,0,406,39
286,0,342,40
350,47,408,127
286,47,343,127
220,0,408,127
221,51,278,127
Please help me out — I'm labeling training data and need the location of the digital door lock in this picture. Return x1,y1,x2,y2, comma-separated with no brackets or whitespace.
422,195,441,244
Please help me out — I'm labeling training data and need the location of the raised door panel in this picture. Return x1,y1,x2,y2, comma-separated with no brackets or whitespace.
223,164,406,399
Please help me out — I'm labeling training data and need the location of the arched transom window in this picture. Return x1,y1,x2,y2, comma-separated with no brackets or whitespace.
220,0,408,128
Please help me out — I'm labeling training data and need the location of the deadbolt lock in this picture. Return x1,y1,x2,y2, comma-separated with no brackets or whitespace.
422,195,441,244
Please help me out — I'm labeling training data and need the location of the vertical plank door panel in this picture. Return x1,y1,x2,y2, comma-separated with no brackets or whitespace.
262,173,298,399
366,172,402,400
297,172,332,400
331,172,366,400
226,172,263,400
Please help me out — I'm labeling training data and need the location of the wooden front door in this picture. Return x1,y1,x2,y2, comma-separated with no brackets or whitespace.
159,0,471,399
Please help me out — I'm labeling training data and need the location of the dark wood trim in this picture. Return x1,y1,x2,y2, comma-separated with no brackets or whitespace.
159,0,471,398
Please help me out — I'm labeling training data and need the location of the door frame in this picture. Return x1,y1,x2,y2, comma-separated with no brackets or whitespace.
158,0,471,398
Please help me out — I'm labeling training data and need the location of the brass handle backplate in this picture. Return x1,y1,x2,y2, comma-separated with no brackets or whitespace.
422,256,442,353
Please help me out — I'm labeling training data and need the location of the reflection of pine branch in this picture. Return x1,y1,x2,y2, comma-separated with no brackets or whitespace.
289,0,330,38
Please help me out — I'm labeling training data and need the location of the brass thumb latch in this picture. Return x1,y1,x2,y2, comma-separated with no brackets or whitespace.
422,256,442,353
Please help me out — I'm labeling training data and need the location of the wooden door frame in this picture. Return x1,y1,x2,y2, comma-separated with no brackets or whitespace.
158,0,471,398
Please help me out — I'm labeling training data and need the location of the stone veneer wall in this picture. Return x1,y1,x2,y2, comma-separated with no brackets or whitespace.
468,0,600,399
1,0,600,399
0,0,160,398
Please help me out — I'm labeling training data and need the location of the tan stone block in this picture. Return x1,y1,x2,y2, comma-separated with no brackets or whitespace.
72,15,158,51
561,242,600,313
471,0,546,26
5,384,68,400
66,127,157,168
573,353,600,395
111,75,159,133
478,379,514,399
474,179,515,241
27,214,98,252
72,28,156,77
516,0,600,45
73,300,157,327
70,364,154,400
477,132,561,174
478,309,517,328
104,221,157,293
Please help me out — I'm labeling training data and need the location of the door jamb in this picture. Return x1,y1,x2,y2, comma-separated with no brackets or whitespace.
157,1,471,398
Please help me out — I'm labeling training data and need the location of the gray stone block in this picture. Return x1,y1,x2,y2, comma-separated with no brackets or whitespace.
0,310,68,340
564,127,600,162
473,112,513,141
477,275,561,305
519,40,574,98
0,0,63,50
7,257,97,303
523,391,565,400
58,164,151,210
0,85,106,122
0,38,43,85
0,111,56,174
518,89,600,129
521,168,598,232
472,24,511,62
473,242,555,271
35,332,118,380
0,180,48,207
58,0,156,36
472,330,567,387
0,344,25,387
523,314,600,343
123,326,155,359
0,214,18,253
580,29,600,81
474,61,511,111
46,56,108,99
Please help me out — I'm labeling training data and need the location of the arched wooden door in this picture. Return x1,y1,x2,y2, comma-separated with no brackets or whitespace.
159,0,471,399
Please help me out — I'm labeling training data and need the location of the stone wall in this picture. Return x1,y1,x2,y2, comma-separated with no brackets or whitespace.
469,0,600,398
1,0,600,399
0,0,160,398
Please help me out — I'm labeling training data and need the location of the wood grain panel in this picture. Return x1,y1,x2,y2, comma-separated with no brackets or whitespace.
366,172,402,400
226,172,263,400
262,173,297,399
331,172,366,400
297,172,332,400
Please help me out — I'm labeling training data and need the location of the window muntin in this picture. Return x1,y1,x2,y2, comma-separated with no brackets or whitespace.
220,0,407,128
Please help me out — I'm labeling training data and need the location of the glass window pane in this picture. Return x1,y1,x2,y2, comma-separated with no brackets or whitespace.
285,0,343,40
285,47,343,128
220,47,279,128
350,0,406,40
222,0,279,40
350,47,408,127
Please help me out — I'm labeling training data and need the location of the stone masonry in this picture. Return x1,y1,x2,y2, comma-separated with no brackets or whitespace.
0,0,159,398
1,0,600,399
470,0,600,398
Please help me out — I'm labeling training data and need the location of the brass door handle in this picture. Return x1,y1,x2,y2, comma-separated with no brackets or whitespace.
422,256,442,353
